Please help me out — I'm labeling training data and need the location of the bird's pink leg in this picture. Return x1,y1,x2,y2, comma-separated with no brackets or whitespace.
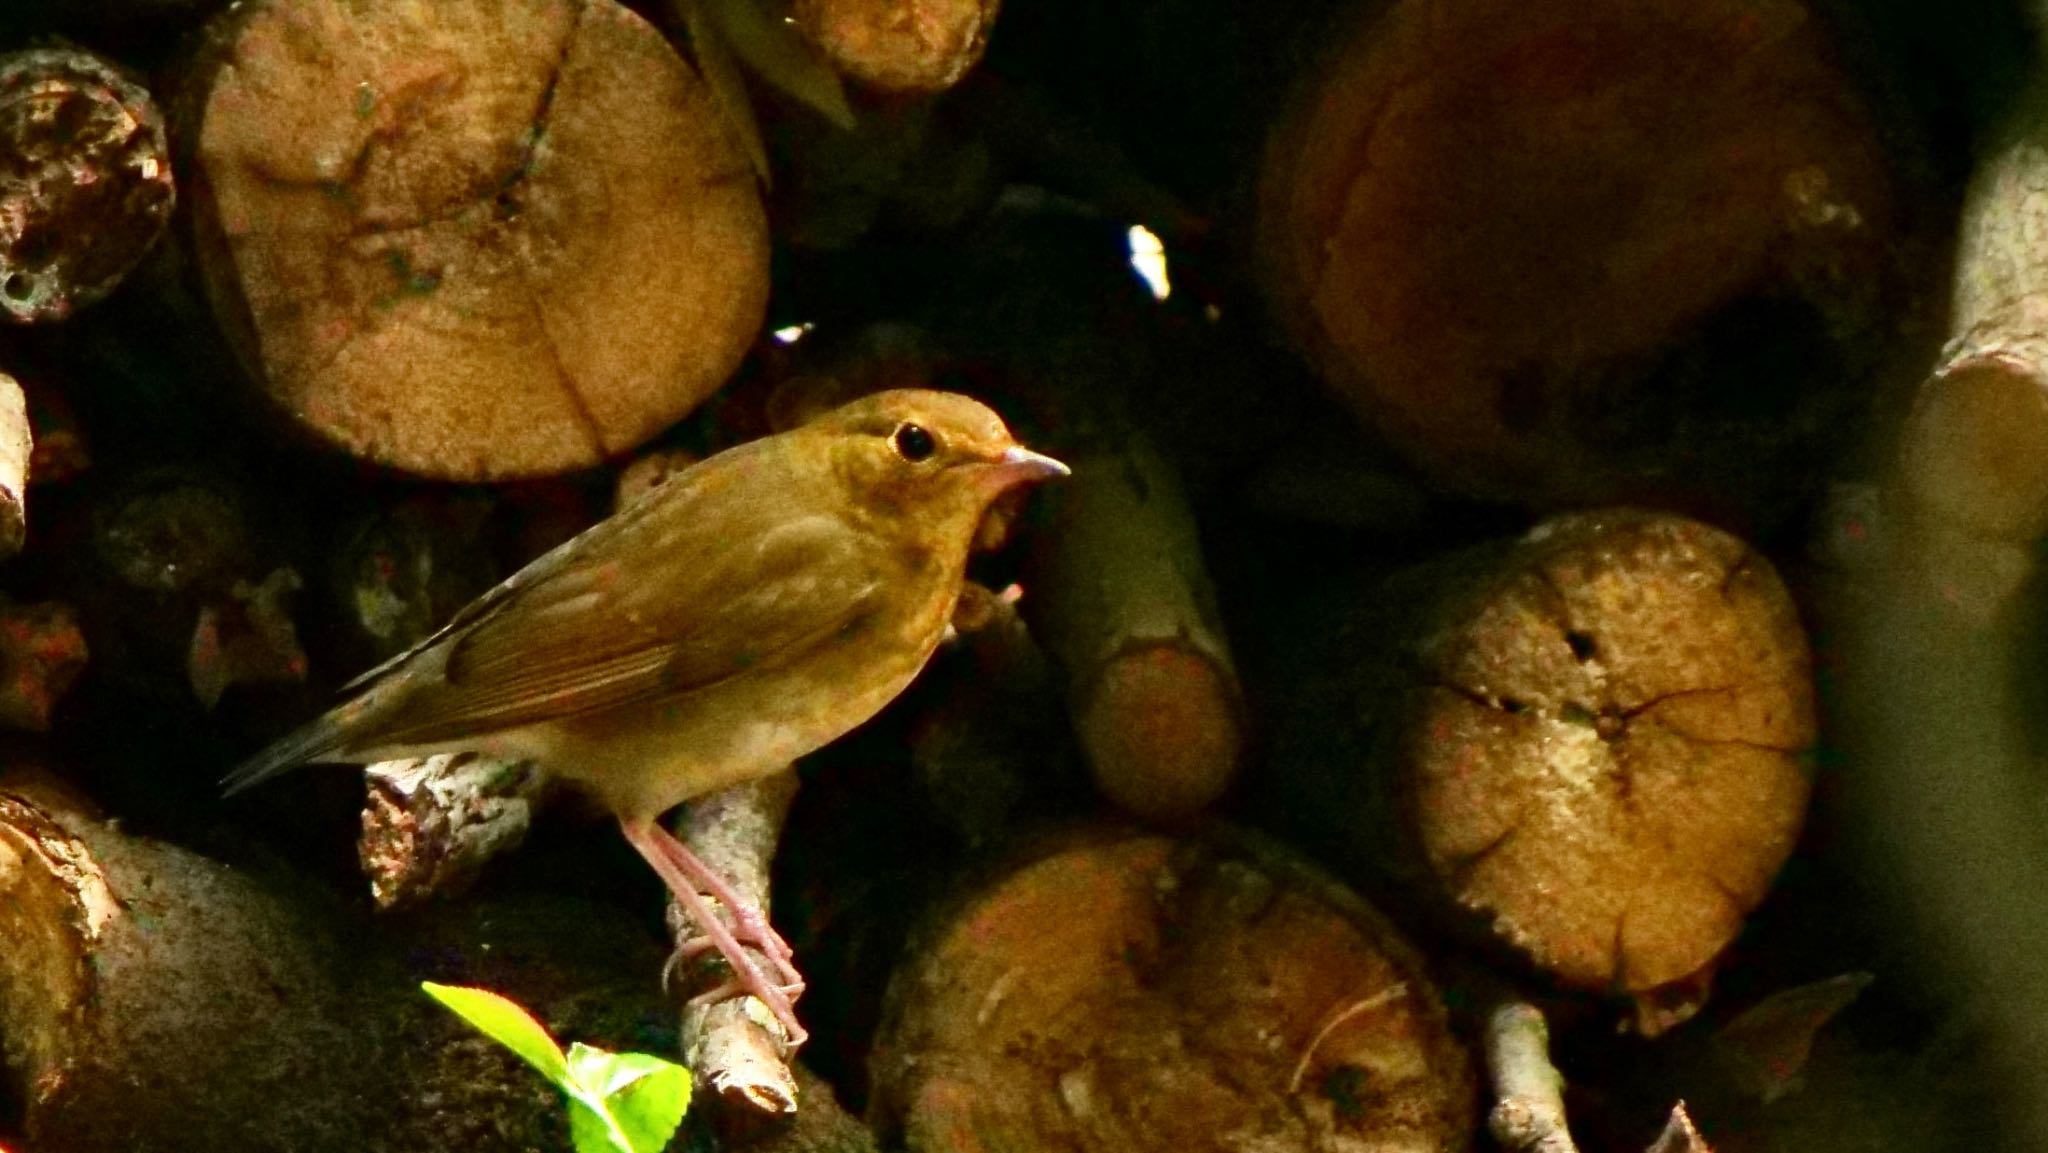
619,818,807,1049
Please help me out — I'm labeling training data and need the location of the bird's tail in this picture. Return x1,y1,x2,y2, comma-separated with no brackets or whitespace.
220,710,350,797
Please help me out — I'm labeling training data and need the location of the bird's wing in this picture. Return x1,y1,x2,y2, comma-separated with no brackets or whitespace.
361,488,894,748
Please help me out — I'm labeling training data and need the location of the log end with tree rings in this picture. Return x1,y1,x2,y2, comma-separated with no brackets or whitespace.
1400,510,1814,1027
1258,0,1898,514
870,826,1476,1153
189,0,770,480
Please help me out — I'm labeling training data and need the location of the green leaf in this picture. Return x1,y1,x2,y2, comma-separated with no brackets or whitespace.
567,1042,692,1153
421,982,569,1084
566,1095,635,1153
671,0,772,185
681,0,857,130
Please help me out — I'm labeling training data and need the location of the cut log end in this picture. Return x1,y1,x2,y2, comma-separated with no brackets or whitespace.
1077,642,1242,821
1404,511,1814,1007
1260,0,1894,506
792,0,999,95
871,829,1474,1153
0,47,175,325
192,0,769,480
1900,356,2048,542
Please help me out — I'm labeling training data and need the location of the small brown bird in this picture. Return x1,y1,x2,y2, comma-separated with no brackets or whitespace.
225,390,1067,1046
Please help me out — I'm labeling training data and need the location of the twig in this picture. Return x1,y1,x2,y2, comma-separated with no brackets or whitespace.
358,754,548,910
669,771,803,1114
1484,1000,1581,1153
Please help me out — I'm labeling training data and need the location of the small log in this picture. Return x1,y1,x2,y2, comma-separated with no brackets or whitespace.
1485,1001,1582,1153
359,752,549,909
0,46,175,324
0,769,383,1152
1263,510,1814,1032
1257,0,1902,514
332,490,499,665
187,0,769,480
792,0,1000,96
1896,70,2048,617
1023,434,1244,822
187,565,307,708
868,825,1475,1153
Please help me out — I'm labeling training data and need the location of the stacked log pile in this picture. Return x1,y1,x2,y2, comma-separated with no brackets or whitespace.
0,0,2036,1151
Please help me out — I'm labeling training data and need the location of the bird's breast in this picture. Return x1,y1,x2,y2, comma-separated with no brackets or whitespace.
533,563,963,821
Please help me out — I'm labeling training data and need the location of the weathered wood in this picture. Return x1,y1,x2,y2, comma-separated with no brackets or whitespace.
0,46,175,324
1898,71,2048,617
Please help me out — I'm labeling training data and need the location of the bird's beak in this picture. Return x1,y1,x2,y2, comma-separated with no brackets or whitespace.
987,444,1071,487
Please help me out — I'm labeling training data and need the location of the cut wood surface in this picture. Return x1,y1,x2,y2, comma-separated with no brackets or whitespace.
0,46,175,324
793,0,999,95
359,752,548,909
1258,0,1897,512
1407,512,1812,1025
1263,510,1813,1031
189,0,769,480
869,825,1474,1153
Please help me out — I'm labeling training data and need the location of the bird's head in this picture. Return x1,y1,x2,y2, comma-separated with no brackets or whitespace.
811,390,1068,536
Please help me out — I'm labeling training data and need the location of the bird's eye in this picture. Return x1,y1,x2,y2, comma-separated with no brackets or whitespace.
892,422,938,462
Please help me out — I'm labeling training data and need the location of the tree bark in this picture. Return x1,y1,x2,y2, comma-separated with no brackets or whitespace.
0,769,385,1152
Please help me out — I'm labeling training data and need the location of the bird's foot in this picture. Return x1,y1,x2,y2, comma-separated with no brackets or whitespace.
621,818,809,1049
664,930,805,999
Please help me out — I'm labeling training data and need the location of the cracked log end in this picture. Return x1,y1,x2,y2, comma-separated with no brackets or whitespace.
190,0,769,480
869,826,1474,1153
792,0,1000,95
1403,510,1814,1018
1258,0,1894,510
